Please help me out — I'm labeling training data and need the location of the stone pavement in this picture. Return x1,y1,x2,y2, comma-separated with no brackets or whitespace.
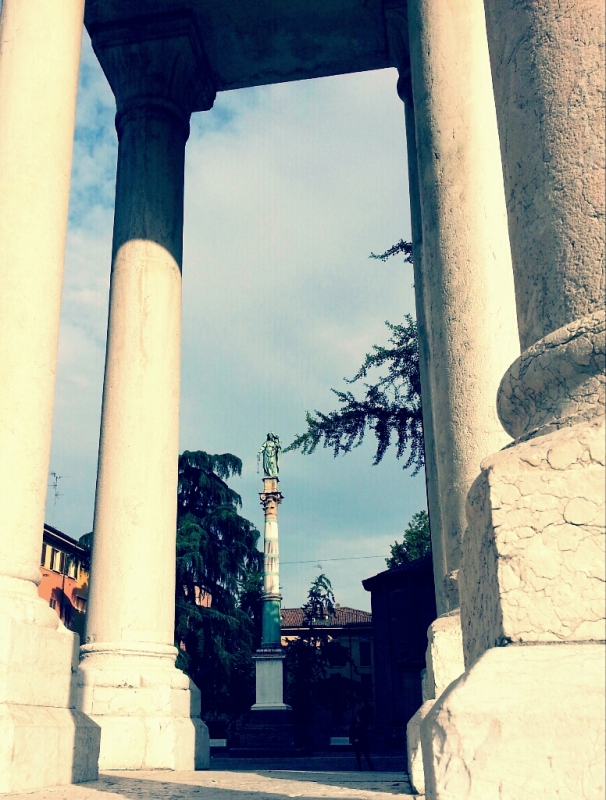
4,767,416,800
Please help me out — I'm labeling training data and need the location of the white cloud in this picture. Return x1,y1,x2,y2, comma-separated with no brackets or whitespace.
47,33,427,611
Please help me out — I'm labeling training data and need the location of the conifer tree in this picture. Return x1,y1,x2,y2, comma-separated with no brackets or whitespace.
175,450,263,719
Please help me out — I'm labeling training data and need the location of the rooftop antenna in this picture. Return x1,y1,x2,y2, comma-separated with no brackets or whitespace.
48,472,67,527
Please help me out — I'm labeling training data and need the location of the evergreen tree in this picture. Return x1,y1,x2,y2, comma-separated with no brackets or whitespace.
284,574,363,740
386,510,431,568
285,241,423,474
175,450,263,720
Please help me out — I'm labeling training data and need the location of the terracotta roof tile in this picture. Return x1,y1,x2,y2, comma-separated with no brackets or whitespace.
281,606,372,628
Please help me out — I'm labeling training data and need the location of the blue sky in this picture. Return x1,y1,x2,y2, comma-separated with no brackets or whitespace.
46,31,427,611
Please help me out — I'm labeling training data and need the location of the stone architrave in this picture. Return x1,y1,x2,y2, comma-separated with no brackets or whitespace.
421,2,606,797
76,11,215,771
0,0,101,791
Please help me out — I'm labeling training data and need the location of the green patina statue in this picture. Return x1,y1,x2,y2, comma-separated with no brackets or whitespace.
257,432,281,478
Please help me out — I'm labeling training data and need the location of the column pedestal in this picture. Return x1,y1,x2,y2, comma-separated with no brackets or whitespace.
77,644,209,770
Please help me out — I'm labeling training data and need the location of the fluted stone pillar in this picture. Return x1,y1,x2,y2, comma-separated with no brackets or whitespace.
77,12,215,771
386,1,520,792
421,3,605,798
0,0,100,791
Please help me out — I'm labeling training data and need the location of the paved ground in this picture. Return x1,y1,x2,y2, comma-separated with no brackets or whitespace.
6,758,417,799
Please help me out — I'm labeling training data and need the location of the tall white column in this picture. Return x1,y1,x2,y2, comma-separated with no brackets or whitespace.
386,1,520,793
0,0,100,791
407,0,521,607
77,11,215,771
419,3,605,798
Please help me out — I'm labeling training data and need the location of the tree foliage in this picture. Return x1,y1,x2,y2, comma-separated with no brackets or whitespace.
284,575,365,739
285,240,423,472
386,510,431,568
285,315,423,473
175,450,263,720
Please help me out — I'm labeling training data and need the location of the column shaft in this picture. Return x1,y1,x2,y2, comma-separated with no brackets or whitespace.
401,86,448,616
0,1,101,791
0,0,83,612
408,0,520,604
484,0,605,350
85,106,184,648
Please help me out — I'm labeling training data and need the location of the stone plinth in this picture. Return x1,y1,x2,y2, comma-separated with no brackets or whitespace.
422,645,605,800
77,643,209,771
232,709,300,758
251,647,291,712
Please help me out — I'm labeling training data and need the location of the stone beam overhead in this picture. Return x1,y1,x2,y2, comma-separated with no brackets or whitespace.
85,0,393,91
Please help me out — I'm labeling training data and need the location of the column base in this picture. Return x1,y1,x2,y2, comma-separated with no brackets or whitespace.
0,613,100,792
406,700,435,796
421,644,606,800
232,708,301,757
406,611,465,794
77,643,209,770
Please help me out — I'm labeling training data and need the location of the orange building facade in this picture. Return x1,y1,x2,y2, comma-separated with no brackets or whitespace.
38,524,90,639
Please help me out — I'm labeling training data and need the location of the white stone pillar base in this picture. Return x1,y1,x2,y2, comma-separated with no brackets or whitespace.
420,644,605,800
0,618,100,792
77,644,209,770
407,611,465,794
406,700,435,796
251,650,291,712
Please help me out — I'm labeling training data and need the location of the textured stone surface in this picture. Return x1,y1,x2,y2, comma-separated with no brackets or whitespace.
0,769,415,799
484,0,605,352
407,700,435,795
461,417,605,666
498,312,605,442
424,612,465,700
78,645,207,771
408,0,520,608
421,644,606,800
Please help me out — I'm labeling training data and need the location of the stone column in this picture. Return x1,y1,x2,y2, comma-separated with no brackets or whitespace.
77,11,215,771
386,0,520,792
0,0,100,791
422,3,605,798
252,477,290,711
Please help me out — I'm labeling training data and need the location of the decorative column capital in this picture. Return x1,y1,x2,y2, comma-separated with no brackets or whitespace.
88,9,216,136
383,0,412,101
259,478,284,519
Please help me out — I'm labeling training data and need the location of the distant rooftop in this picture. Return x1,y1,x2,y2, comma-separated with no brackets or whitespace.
281,605,372,628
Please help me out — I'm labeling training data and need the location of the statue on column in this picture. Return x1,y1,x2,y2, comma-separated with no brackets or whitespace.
257,432,281,478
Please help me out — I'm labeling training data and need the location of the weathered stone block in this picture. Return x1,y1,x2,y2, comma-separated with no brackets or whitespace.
421,644,605,800
461,418,605,666
407,699,435,796
425,611,465,699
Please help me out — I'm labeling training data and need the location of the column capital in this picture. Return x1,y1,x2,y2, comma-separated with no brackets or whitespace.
88,9,216,129
383,0,413,102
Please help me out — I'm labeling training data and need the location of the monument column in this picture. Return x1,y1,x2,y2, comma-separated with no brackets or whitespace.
252,475,290,710
0,0,101,791
77,12,215,771
386,1,521,792
421,3,605,798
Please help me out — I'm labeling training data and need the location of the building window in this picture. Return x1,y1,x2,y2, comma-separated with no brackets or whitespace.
49,598,57,610
67,557,78,579
51,549,63,573
359,641,372,667
41,543,53,569
74,596,87,613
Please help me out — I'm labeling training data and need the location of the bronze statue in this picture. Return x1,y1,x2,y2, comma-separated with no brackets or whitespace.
257,432,281,477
